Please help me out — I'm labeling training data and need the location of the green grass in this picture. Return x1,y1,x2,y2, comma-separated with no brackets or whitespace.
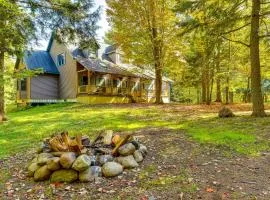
184,116,270,155
0,103,269,158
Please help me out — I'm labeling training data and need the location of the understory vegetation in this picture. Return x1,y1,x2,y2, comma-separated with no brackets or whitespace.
1,103,269,158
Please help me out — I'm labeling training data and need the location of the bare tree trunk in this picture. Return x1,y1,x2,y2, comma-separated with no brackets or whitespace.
215,42,222,102
225,78,229,104
201,70,206,103
0,51,6,121
150,0,163,104
250,0,266,117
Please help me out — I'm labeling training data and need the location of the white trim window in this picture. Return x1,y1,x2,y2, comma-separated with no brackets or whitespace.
57,53,65,66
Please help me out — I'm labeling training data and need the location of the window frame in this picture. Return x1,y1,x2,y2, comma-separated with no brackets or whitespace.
21,78,27,91
57,53,66,67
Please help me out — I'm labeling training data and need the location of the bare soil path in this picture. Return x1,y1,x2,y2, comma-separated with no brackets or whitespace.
1,128,270,200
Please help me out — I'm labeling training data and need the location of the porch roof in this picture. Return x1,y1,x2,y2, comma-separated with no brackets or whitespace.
76,56,138,77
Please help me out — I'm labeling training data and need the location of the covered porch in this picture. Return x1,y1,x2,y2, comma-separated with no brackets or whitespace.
76,61,144,100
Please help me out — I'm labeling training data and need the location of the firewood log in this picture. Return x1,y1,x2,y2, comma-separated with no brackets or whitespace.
112,134,132,156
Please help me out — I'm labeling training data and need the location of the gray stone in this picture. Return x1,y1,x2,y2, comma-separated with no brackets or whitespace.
82,136,90,146
72,155,91,172
50,169,78,183
118,143,136,156
27,162,40,177
115,155,139,169
139,144,148,157
37,153,53,166
133,150,144,163
60,152,76,169
102,162,123,177
34,165,51,181
47,157,61,171
98,155,114,166
79,166,102,182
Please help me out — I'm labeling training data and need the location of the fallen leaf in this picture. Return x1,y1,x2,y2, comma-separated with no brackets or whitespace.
206,187,214,193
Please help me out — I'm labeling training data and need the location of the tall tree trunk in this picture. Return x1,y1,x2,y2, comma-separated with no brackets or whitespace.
201,70,206,103
150,0,163,104
0,51,6,121
225,40,231,105
250,0,266,117
225,78,229,104
215,42,222,102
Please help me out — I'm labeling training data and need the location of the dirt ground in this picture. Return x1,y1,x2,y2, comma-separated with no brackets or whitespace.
1,126,270,200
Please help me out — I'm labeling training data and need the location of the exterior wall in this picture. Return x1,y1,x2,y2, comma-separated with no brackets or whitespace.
31,75,59,99
77,95,131,104
49,40,77,99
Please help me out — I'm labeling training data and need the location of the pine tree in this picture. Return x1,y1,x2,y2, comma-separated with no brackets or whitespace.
0,0,100,121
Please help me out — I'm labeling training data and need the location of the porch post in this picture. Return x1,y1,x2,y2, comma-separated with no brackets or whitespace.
88,70,90,93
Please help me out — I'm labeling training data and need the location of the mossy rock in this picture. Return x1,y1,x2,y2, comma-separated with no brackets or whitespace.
50,169,78,183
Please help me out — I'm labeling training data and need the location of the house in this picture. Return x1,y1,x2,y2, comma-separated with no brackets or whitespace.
17,36,172,104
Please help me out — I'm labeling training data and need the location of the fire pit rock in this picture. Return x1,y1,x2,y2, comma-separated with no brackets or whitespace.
60,152,77,169
27,131,148,183
50,169,78,183
34,165,52,181
115,155,139,169
102,162,123,177
47,157,61,171
72,154,91,172
118,143,136,156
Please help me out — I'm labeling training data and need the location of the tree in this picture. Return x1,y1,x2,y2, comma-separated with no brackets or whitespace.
0,0,100,121
175,0,270,116
106,0,177,103
250,0,265,116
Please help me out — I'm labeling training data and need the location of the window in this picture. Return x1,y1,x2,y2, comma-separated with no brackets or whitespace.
57,53,65,66
80,76,88,86
113,79,119,88
21,78,27,91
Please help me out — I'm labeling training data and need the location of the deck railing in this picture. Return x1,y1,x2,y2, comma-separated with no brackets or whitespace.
78,85,169,97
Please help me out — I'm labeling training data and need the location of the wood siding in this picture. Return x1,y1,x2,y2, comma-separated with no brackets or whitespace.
49,40,77,99
31,75,59,99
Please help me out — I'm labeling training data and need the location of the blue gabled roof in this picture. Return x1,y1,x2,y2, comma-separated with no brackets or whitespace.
24,51,59,75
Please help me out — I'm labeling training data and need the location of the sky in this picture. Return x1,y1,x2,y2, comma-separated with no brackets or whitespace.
35,0,110,54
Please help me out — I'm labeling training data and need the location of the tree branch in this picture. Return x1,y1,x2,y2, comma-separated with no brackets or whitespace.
220,23,251,35
221,36,250,47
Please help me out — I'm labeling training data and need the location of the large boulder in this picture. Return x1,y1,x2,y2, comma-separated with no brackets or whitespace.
79,166,102,182
60,152,76,169
27,162,40,177
102,162,123,177
37,153,53,166
133,150,144,163
72,155,91,172
47,157,61,171
118,143,136,156
115,155,139,169
218,107,235,118
34,165,51,181
98,155,114,166
50,169,78,183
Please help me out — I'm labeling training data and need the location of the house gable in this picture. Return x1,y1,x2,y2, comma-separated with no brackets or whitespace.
48,38,77,99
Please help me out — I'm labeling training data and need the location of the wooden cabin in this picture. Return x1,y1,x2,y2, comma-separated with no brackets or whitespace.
17,36,172,104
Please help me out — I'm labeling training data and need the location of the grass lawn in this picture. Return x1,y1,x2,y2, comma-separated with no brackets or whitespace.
0,103,270,158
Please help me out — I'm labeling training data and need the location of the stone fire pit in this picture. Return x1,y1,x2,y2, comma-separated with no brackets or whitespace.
27,131,147,183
